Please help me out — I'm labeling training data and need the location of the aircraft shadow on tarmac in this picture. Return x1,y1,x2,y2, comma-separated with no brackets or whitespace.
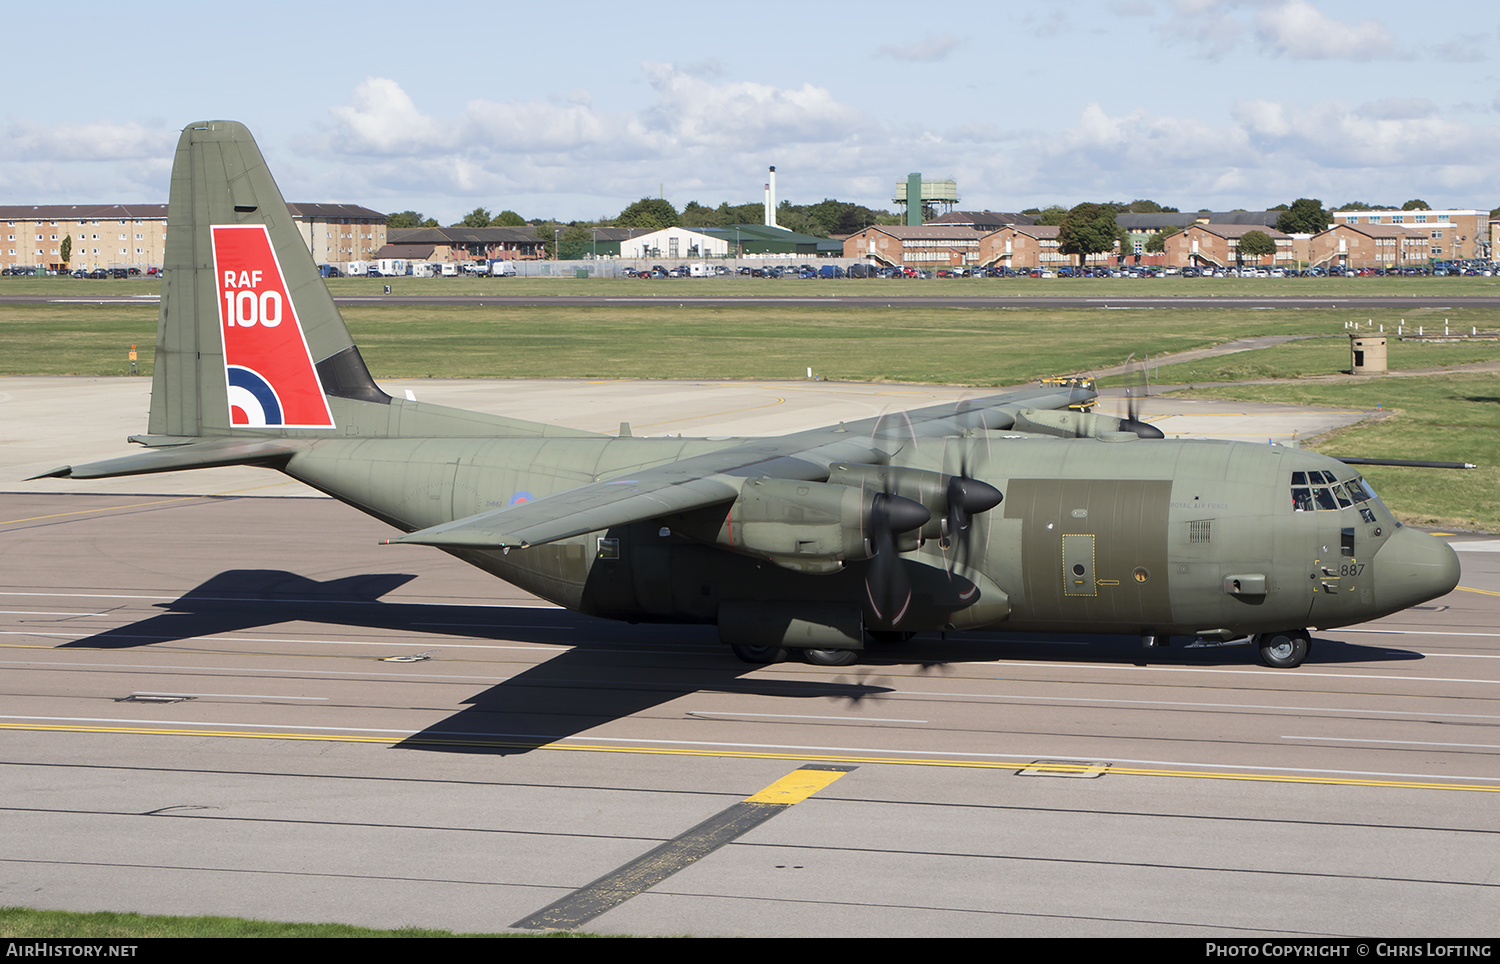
61,568,1425,756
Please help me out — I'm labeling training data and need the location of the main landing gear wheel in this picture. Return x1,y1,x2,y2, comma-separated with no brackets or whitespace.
729,643,788,665
1257,631,1311,668
800,648,859,667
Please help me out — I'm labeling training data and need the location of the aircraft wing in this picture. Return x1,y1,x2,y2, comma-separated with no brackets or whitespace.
384,381,1094,551
385,440,878,549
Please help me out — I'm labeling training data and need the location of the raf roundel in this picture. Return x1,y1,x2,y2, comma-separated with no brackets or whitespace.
225,365,284,426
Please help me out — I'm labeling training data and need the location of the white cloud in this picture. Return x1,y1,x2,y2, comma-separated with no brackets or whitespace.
19,70,1485,224
1005,98,1500,213
2,120,175,162
1253,0,1396,60
641,63,872,150
306,70,885,219
1355,98,1439,121
327,77,453,155
876,33,964,62
1161,0,1399,62
1157,0,1250,59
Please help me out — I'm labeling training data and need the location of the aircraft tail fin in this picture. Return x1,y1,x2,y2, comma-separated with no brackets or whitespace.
143,121,599,444
148,121,387,439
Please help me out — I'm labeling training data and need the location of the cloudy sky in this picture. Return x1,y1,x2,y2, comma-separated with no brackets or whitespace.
4,0,1497,223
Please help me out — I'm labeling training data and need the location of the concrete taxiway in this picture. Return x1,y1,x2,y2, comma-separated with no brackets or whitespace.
2,379,1495,937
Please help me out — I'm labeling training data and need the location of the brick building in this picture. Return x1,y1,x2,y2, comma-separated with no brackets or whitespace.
2,204,167,272
1331,208,1487,260
1310,223,1430,270
978,224,1114,269
3,202,386,272
843,225,987,267
288,203,388,264
1163,223,1295,269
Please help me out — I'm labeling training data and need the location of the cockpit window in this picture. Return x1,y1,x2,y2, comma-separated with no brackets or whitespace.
1291,471,1382,514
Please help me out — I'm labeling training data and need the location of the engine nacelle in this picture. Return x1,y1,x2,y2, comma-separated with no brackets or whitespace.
1012,406,1164,440
673,477,929,573
827,463,1002,543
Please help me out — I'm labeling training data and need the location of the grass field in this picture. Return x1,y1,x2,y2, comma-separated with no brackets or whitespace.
1101,332,1500,386
7,300,1500,382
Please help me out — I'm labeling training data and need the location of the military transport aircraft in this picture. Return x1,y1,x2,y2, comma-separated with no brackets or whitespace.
35,121,1461,669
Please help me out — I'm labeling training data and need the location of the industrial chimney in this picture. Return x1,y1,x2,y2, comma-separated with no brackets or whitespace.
764,166,778,228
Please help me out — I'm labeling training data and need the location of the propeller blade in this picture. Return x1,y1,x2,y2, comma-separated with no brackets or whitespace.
863,492,928,628
941,447,1004,575
1120,353,1165,439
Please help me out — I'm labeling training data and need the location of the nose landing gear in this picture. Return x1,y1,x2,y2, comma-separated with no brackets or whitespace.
1257,631,1311,668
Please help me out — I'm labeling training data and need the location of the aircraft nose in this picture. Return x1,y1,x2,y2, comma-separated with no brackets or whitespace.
1374,526,1461,611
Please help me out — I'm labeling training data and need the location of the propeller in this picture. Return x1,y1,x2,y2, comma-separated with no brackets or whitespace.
862,490,929,628
1119,353,1165,439
939,416,1003,575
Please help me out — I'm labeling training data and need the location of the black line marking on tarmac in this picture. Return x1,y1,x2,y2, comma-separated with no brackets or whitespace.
511,763,855,931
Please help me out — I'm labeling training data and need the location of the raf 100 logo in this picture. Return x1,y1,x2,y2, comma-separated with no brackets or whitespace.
222,270,283,328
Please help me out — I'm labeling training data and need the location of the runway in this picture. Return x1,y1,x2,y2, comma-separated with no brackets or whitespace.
2,381,1497,937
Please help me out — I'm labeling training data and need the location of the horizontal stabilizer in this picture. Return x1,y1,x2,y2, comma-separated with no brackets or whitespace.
29,438,303,481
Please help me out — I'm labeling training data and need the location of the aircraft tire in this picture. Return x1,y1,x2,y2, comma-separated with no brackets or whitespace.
1257,631,1310,668
800,648,859,667
729,643,788,665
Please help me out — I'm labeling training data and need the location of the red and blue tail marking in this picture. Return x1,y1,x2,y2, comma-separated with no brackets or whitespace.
212,224,335,429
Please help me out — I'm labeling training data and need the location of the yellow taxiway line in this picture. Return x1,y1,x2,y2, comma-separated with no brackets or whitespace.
6,720,1496,794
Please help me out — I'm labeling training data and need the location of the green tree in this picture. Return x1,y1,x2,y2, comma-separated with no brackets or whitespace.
1401,199,1431,211
616,198,679,231
385,210,426,228
1029,204,1069,226
557,224,595,260
1145,225,1179,253
1236,230,1277,263
680,201,723,228
1125,199,1178,214
775,201,824,237
455,207,492,228
490,210,526,227
1057,202,1120,266
60,235,72,266
532,219,563,258
1275,198,1330,235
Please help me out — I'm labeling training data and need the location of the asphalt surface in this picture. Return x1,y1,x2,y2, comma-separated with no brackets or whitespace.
3,379,1497,937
